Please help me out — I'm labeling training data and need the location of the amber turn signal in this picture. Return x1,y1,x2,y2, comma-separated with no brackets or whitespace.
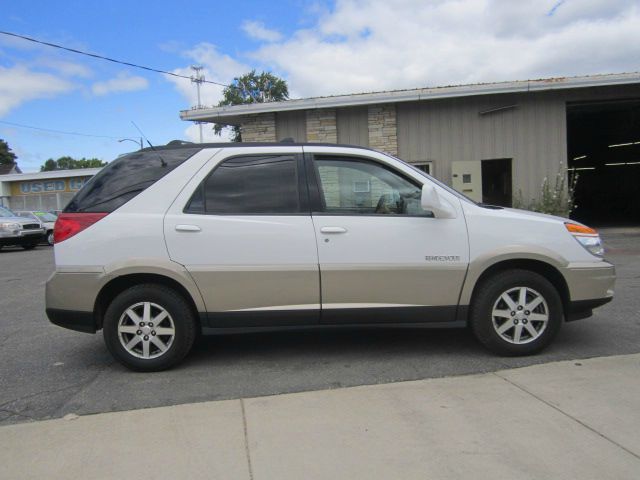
565,223,597,235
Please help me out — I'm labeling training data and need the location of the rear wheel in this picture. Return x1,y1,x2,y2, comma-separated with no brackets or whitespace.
103,284,197,371
470,269,563,356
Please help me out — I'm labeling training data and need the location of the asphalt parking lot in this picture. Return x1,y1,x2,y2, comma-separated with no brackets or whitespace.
1,230,639,426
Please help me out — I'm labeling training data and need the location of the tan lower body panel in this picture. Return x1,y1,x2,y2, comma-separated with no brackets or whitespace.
562,262,616,301
319,264,467,307
46,271,103,312
187,265,320,312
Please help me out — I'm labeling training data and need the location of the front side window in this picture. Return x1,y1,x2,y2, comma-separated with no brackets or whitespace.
314,157,425,215
188,155,301,214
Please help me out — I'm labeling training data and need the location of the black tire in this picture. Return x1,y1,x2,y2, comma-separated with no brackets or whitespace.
103,284,197,371
470,269,563,356
22,243,37,250
47,231,54,245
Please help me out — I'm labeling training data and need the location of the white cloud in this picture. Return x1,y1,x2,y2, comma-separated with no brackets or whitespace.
244,0,640,97
35,58,93,78
241,20,283,42
0,65,75,116
184,123,233,143
91,72,149,96
168,43,250,109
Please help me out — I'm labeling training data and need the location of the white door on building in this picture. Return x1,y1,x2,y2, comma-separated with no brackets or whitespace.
451,161,482,202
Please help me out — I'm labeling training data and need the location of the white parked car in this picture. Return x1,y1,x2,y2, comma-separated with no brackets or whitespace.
46,143,615,371
15,210,57,245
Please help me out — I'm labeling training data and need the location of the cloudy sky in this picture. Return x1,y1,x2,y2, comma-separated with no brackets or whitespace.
1,0,639,171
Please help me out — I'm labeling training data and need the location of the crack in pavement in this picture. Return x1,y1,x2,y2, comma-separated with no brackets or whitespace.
240,399,254,480
0,383,85,411
492,371,640,462
0,408,37,423
0,362,114,424
50,362,114,419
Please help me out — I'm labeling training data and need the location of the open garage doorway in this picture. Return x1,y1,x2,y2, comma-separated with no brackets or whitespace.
481,159,512,207
567,100,640,225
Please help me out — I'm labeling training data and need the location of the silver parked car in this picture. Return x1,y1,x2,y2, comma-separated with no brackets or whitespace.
0,205,45,250
15,210,57,245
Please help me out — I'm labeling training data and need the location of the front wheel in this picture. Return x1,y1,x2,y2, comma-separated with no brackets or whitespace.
470,269,563,356
103,284,197,371
47,231,54,245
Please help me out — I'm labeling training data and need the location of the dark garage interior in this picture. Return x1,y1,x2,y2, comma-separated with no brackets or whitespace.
567,99,640,225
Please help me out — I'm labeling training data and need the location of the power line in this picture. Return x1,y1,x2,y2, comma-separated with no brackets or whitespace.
0,30,234,89
0,119,128,140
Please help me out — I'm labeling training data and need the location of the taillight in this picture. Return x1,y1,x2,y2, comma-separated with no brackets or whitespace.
54,213,108,243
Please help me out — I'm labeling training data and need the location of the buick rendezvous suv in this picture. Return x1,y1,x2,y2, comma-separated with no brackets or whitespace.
46,142,615,371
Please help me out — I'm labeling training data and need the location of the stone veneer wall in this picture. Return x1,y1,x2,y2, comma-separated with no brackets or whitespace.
240,113,277,142
306,109,338,143
238,106,400,156
368,105,398,156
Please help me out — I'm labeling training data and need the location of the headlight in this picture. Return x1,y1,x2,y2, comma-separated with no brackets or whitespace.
565,222,604,257
0,222,20,231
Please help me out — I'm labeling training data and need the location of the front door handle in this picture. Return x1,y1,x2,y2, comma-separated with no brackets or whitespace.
320,226,347,234
175,224,201,232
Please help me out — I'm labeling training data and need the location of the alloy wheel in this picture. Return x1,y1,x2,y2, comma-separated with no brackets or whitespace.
491,286,549,344
117,301,175,359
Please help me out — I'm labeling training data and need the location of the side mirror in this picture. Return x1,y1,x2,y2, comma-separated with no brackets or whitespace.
421,183,457,218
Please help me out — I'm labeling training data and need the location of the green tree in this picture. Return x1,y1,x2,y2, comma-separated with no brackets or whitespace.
214,70,289,142
40,156,108,172
0,139,18,166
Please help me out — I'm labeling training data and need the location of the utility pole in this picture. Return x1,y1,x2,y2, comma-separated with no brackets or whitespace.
190,65,205,143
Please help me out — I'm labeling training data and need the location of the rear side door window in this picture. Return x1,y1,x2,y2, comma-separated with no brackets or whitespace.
186,154,306,214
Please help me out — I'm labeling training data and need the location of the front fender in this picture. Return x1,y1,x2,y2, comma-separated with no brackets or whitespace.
458,246,568,306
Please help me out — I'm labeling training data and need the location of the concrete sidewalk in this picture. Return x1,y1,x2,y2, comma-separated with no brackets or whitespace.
2,354,639,480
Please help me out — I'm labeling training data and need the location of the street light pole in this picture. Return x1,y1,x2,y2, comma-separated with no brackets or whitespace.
118,138,143,149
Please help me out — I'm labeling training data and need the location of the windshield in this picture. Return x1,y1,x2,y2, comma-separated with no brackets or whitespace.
34,212,58,222
0,205,17,217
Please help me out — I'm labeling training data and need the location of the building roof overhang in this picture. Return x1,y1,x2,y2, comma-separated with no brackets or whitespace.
0,168,103,183
180,72,640,126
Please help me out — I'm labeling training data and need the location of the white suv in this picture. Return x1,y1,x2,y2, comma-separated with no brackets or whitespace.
46,143,615,371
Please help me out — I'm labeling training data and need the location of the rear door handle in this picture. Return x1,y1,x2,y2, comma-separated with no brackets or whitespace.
175,224,201,232
320,226,347,234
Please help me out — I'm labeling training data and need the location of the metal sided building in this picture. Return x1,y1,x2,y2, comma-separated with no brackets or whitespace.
181,72,640,224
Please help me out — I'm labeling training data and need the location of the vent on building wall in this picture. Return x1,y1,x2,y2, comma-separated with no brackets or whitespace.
479,104,518,116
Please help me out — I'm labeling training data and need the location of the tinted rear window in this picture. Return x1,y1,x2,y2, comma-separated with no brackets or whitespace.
186,155,300,214
65,148,201,213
